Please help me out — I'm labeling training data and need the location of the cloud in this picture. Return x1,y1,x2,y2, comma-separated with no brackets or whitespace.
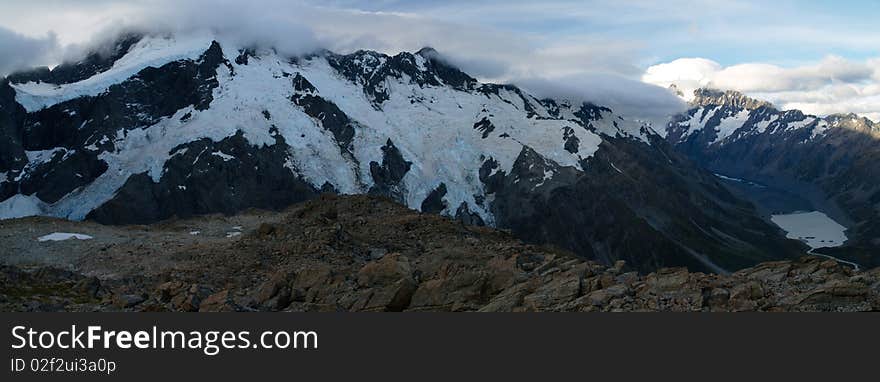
0,27,59,77
643,56,880,122
3,1,876,123
642,58,722,99
517,74,687,127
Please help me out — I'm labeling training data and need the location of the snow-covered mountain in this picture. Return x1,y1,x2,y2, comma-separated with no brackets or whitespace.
666,88,880,268
0,34,804,272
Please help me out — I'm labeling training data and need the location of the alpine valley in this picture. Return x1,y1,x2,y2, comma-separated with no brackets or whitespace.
667,88,880,269
1,31,875,282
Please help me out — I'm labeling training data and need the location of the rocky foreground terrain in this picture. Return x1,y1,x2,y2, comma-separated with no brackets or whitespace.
1,194,878,312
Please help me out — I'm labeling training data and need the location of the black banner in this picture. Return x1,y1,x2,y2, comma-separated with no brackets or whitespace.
2,313,877,380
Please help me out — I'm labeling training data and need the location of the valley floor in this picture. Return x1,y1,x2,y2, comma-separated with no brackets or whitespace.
1,195,878,312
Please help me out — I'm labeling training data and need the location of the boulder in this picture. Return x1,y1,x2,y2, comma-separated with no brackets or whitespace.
112,294,145,309
522,272,582,311
356,254,417,311
199,290,241,312
645,268,690,292
171,284,211,312
409,264,487,311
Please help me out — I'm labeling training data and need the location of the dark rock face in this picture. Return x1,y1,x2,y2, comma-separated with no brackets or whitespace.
692,88,773,110
3,41,229,209
326,50,389,105
0,80,27,200
235,48,256,65
478,84,542,118
88,131,319,224
22,40,225,150
22,41,224,151
327,48,477,108
368,139,412,203
454,202,485,226
473,117,495,139
573,103,612,125
485,141,804,274
420,183,447,214
19,149,107,203
415,47,476,90
562,126,579,154
668,91,880,268
290,73,356,155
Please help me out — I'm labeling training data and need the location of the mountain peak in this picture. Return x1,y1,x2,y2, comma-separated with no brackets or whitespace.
668,84,684,98
826,113,878,135
692,88,773,110
416,46,439,57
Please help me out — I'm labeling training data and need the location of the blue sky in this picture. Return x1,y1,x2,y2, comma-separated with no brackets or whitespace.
315,0,880,67
0,0,878,121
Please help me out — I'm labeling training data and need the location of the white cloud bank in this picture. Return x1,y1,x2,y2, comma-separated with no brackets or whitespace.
643,56,880,122
0,27,59,76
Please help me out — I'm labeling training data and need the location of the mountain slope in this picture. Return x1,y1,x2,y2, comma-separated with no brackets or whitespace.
0,34,803,272
667,88,880,267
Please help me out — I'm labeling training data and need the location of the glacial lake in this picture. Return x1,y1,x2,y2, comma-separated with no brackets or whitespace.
770,211,848,249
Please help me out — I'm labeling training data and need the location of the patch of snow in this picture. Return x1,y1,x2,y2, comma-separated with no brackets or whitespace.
755,115,779,134
714,173,742,182
653,124,668,138
25,147,65,166
770,211,847,249
713,173,766,188
712,109,751,144
811,120,829,139
783,117,815,132
609,162,624,174
37,232,93,242
211,151,236,161
534,168,556,187
677,107,717,141
414,54,428,72
189,230,200,235
226,231,241,238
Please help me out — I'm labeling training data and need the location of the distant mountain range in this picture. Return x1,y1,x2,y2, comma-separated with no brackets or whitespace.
666,88,880,268
0,33,841,273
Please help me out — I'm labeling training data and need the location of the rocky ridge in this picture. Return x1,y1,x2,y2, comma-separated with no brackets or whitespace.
2,195,876,312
